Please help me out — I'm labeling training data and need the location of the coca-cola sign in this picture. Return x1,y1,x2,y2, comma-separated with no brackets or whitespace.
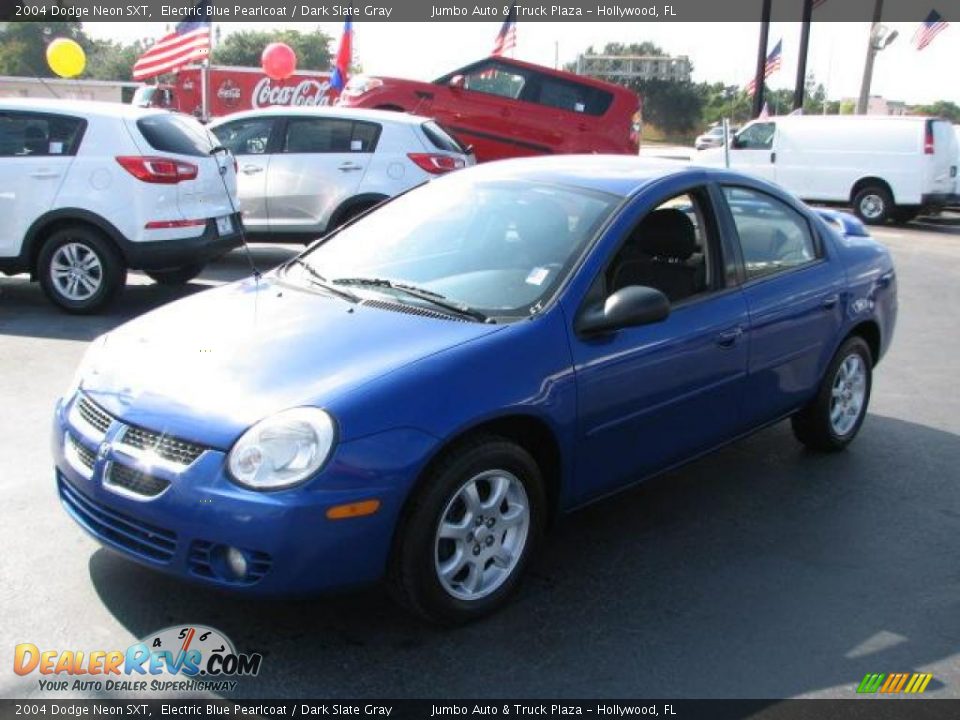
252,77,334,108
217,79,242,109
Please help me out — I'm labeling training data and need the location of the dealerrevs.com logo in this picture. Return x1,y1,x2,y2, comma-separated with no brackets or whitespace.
14,625,263,694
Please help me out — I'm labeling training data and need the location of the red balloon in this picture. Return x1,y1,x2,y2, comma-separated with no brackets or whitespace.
261,42,297,81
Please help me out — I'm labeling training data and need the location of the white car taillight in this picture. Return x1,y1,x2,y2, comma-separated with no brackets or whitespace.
407,153,466,175
115,156,198,184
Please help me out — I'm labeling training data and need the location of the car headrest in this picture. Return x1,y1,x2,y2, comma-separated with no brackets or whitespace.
634,208,696,261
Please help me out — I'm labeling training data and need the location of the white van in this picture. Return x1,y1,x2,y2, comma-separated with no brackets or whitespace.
708,115,958,224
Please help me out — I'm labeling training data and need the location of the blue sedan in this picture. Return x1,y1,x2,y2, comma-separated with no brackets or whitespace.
53,157,897,623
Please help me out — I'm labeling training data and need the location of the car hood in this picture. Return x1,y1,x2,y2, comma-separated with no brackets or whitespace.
79,276,502,449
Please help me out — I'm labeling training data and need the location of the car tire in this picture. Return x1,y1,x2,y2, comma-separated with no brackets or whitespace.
791,336,873,452
38,225,126,314
388,435,546,625
145,263,206,285
852,185,893,225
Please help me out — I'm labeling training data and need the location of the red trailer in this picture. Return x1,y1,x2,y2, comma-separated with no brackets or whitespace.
131,64,337,121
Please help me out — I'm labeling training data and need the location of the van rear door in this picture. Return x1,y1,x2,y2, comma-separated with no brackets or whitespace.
925,119,957,196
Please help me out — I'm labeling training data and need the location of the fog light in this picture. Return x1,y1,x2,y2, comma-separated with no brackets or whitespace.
225,547,248,579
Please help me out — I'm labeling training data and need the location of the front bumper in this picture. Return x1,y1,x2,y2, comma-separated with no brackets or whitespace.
52,394,428,595
122,213,244,271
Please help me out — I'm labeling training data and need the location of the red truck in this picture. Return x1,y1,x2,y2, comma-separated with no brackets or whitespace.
338,56,642,162
131,64,337,120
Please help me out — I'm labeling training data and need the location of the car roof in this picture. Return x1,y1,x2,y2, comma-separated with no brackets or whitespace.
208,106,432,127
0,97,169,121
463,155,720,197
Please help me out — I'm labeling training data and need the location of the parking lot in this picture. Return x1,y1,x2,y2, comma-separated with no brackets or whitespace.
1,217,958,700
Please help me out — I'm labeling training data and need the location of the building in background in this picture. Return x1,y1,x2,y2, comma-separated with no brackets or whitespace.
841,95,907,116
575,53,692,82
0,76,139,103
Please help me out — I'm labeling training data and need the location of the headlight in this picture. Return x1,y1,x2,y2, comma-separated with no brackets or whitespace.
227,407,336,490
64,333,109,400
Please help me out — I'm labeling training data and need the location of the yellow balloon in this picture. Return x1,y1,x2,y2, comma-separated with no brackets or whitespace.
46,38,86,79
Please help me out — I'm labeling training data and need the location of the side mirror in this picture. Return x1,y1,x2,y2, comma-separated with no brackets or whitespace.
576,286,670,336
449,74,465,90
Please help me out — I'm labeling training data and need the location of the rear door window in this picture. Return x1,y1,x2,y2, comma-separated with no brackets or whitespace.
535,76,613,116
723,186,818,279
136,114,213,157
281,118,380,154
0,112,86,157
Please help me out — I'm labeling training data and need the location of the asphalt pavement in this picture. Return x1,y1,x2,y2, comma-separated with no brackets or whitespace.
1,219,958,700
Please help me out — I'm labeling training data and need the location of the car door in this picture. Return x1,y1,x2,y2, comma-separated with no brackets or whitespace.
729,121,777,182
527,73,613,154
266,116,371,234
0,111,83,257
431,60,549,160
718,185,846,427
210,116,278,233
564,183,751,502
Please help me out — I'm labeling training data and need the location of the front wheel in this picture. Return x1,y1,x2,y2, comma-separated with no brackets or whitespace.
388,436,546,624
145,262,205,285
38,226,126,314
791,336,873,451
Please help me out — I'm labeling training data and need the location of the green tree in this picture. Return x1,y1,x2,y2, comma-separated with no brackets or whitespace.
911,100,960,123
213,29,333,71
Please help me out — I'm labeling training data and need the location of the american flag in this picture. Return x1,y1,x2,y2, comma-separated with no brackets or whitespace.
492,6,517,56
912,9,949,50
745,39,782,96
132,0,213,81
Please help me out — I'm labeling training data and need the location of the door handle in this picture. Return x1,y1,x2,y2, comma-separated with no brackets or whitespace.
241,165,263,175
822,294,840,310
337,163,363,172
30,170,60,179
770,151,776,163
716,326,744,347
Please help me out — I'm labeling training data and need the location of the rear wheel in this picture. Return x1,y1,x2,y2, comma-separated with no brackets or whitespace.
38,226,125,314
791,336,873,451
145,262,205,285
388,436,545,625
852,185,893,225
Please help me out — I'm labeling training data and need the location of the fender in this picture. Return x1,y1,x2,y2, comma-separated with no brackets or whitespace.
327,193,391,231
18,208,130,276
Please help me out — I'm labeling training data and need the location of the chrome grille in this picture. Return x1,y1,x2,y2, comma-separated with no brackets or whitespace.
105,463,170,498
67,434,96,470
77,396,112,434
121,426,205,466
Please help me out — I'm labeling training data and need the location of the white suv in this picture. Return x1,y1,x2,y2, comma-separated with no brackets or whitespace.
209,106,473,240
0,98,241,313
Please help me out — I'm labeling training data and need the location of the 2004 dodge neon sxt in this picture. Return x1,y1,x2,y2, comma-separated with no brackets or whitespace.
53,156,897,623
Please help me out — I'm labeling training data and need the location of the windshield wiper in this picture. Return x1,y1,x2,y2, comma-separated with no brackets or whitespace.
287,258,360,303
332,277,490,323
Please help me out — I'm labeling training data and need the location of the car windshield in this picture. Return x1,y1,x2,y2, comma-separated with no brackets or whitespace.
291,175,619,320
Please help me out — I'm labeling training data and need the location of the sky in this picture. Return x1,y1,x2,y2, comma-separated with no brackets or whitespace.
83,21,959,106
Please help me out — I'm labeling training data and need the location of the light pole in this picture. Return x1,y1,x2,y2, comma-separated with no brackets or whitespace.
857,0,899,114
